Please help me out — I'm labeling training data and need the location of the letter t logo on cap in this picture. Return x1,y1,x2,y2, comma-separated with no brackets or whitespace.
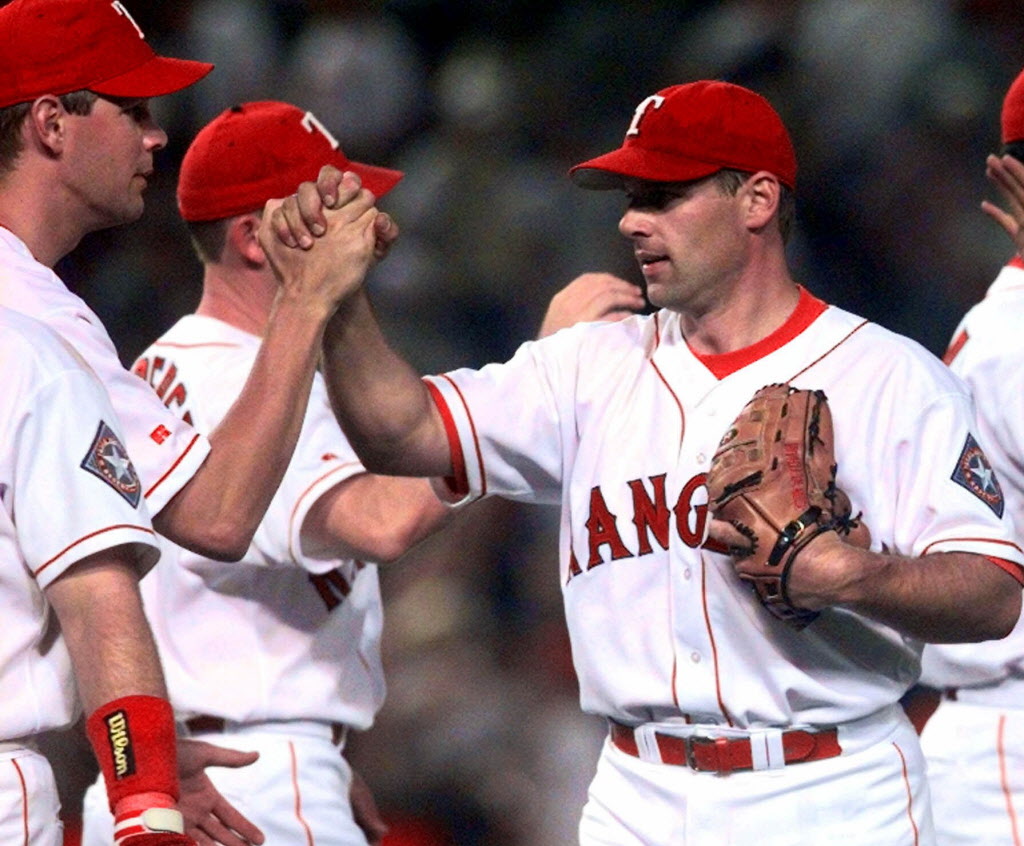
626,94,665,137
111,1,144,38
301,110,341,150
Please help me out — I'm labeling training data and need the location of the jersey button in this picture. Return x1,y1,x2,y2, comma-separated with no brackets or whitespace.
697,453,706,464
690,651,701,663
683,568,692,580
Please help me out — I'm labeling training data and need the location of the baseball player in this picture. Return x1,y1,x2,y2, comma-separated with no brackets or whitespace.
0,0,380,564
266,80,1024,845
914,66,1024,845
0,305,194,846
78,100,643,846
0,1,380,840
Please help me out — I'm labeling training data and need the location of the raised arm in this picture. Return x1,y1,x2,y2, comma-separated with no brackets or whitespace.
981,153,1024,252
261,171,452,479
319,291,452,477
266,167,649,480
155,174,381,560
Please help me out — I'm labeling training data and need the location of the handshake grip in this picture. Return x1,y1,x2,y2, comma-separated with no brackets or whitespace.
706,384,870,628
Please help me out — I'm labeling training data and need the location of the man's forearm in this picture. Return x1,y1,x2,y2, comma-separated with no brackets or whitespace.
791,536,1022,642
48,551,167,711
157,170,385,560
848,551,1021,643
321,290,451,478
155,295,328,560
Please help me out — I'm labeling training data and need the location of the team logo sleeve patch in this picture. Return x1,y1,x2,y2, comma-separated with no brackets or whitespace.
81,421,142,508
951,433,1004,517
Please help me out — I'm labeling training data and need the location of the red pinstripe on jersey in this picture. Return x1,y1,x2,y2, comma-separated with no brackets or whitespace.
700,552,732,726
788,319,870,383
286,461,362,564
33,524,156,577
289,742,315,846
650,318,687,713
142,433,202,499
894,742,922,845
648,353,685,450
12,758,27,846
997,715,1023,845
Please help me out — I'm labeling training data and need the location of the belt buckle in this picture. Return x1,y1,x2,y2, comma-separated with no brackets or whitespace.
684,735,734,773
683,735,702,770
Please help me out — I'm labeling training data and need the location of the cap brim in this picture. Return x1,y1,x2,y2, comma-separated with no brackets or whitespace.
90,55,214,99
347,161,404,199
569,146,722,190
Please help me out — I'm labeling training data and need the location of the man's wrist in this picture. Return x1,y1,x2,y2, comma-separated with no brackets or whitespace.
86,695,180,811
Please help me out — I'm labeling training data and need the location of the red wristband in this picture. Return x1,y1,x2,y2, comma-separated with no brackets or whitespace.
86,695,180,811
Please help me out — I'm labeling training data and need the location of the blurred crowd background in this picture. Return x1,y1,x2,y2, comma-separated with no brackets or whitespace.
50,0,1024,843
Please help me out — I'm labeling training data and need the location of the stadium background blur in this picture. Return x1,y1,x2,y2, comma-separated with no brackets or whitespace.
50,1,1024,843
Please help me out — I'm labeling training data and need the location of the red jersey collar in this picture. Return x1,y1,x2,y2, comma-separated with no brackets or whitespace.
689,285,828,379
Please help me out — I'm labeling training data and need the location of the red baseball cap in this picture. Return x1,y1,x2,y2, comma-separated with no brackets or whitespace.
1002,67,1024,145
570,81,797,190
0,0,213,110
177,101,405,222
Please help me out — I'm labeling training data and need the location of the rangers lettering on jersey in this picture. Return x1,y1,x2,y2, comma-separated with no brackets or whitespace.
568,473,725,584
309,562,367,611
133,356,193,425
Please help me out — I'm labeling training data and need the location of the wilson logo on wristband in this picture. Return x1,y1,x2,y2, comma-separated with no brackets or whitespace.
105,710,137,778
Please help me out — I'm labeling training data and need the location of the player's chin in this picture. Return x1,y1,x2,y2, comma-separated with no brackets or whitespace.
114,196,147,226
644,282,673,310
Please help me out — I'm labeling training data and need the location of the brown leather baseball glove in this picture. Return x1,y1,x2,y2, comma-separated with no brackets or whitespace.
706,383,869,628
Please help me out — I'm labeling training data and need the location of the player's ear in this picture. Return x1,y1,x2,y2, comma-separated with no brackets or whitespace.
26,96,67,155
229,212,268,268
743,172,781,233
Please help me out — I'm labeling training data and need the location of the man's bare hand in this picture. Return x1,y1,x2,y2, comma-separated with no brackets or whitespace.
538,273,645,338
369,212,399,263
259,171,379,315
982,153,1024,255
176,739,264,846
265,165,399,262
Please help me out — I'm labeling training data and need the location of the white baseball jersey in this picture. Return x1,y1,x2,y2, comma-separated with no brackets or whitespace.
80,313,385,846
129,314,385,728
425,286,1024,729
0,306,159,741
921,258,1024,693
0,228,211,516
917,259,1024,846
